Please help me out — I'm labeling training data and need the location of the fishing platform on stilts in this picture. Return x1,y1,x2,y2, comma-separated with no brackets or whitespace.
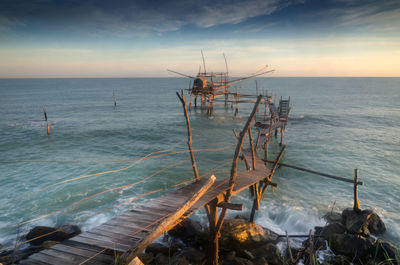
20,85,362,265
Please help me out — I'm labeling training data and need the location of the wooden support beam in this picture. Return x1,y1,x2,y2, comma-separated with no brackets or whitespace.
217,202,244,211
176,90,200,181
248,127,256,170
128,257,145,265
120,175,216,265
264,160,364,185
353,168,361,213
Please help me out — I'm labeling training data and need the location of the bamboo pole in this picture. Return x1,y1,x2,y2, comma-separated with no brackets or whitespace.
176,90,200,181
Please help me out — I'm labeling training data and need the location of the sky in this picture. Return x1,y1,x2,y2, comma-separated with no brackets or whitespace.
0,0,399,78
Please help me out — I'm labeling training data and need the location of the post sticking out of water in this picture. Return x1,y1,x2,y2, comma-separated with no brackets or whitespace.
43,105,47,121
113,91,117,107
354,168,361,213
176,90,200,181
47,123,50,135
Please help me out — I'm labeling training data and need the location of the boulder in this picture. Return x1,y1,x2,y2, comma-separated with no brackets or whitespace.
153,252,169,265
250,243,281,265
138,252,154,265
26,225,81,245
222,256,254,265
320,222,346,240
170,254,189,265
372,239,400,264
330,233,374,258
145,243,171,256
236,249,255,260
168,218,203,244
323,212,342,225
342,208,386,236
327,255,352,265
180,247,205,264
219,219,272,250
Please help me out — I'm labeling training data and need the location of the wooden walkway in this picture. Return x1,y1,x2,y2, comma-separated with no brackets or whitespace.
21,152,273,265
21,177,215,265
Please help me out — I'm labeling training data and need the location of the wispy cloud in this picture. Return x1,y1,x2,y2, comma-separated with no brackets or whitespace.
0,0,294,36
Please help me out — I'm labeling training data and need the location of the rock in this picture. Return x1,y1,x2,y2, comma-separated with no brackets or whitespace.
222,257,254,265
170,254,189,265
342,208,386,236
250,243,281,265
138,252,154,265
327,255,352,265
219,219,272,250
145,243,170,256
168,218,203,244
315,226,324,235
40,240,58,249
253,257,268,265
180,247,205,264
330,233,374,258
224,251,236,261
323,212,342,224
237,249,255,260
372,239,400,264
153,253,169,265
320,222,346,240
26,225,80,246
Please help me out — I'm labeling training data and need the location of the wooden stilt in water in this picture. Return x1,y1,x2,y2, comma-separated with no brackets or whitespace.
43,105,47,121
280,127,284,146
264,140,269,166
176,90,200,181
353,168,361,213
249,183,260,222
194,96,197,108
113,91,117,107
188,93,192,111
47,123,50,135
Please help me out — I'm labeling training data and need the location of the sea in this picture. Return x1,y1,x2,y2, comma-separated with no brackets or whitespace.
0,77,399,249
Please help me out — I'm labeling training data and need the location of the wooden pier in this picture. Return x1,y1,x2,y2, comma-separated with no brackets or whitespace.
15,83,301,265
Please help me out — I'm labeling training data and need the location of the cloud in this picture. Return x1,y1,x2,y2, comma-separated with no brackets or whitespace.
0,0,292,36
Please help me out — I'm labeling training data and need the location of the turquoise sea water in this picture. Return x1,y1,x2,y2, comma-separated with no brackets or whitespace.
0,77,399,248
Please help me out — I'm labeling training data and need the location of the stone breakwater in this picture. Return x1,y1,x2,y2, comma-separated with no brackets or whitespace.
1,208,399,264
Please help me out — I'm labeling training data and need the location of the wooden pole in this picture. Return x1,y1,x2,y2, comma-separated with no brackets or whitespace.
280,127,284,146
264,160,364,185
176,90,200,181
42,105,47,121
248,127,256,170
264,140,269,167
208,96,263,265
308,229,314,265
353,168,361,213
47,123,50,135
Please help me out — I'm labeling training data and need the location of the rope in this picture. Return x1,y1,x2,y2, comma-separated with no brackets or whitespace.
0,159,231,253
6,160,186,229
8,144,234,203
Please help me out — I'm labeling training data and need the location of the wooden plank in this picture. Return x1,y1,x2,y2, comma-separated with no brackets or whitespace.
120,175,216,265
40,248,109,265
70,236,129,253
87,229,142,244
97,223,150,236
51,243,115,263
28,252,72,265
79,231,138,247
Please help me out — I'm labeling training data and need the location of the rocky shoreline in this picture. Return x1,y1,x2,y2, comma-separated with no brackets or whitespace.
1,208,399,264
